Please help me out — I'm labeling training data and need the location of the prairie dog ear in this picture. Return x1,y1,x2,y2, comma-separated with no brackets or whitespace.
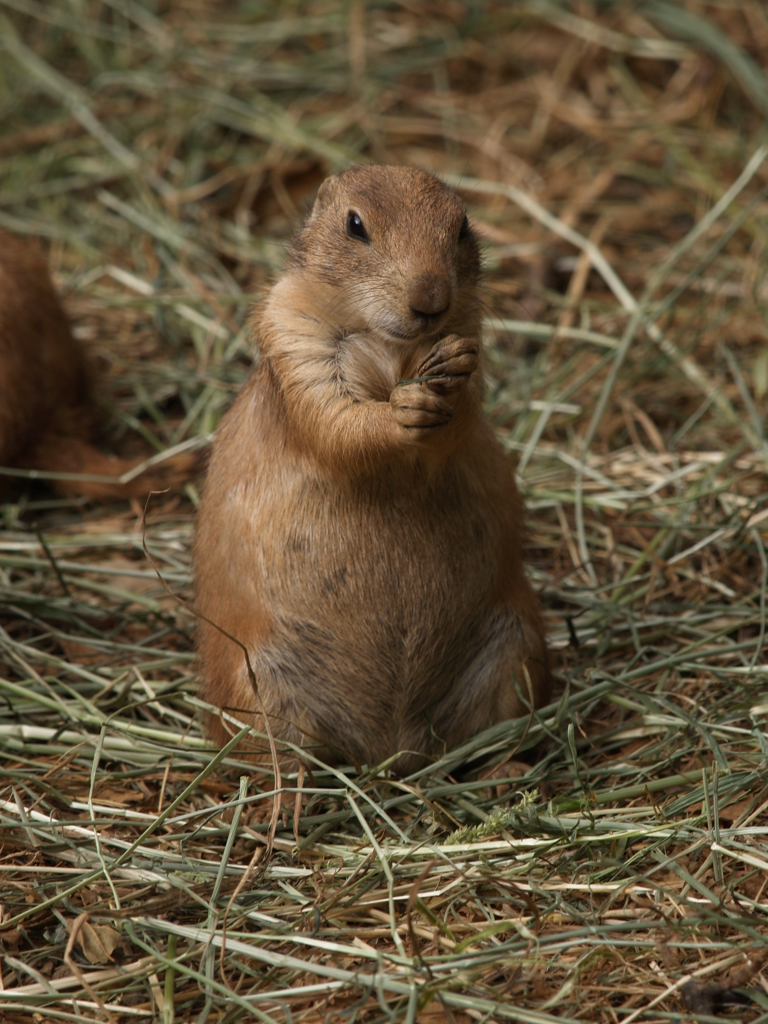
309,175,340,220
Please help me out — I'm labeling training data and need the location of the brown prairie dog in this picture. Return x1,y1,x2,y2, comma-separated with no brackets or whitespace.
195,164,551,772
0,231,198,501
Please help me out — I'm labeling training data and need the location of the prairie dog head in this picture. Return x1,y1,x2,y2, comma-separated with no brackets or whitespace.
289,165,481,343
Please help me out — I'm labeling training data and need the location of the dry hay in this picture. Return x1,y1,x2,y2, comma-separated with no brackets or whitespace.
0,1,767,1021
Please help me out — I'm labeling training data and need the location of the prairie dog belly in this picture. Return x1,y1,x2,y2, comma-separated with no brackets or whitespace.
253,470,503,729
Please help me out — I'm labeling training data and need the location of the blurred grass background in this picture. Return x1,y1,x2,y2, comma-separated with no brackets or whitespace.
1,1,768,1021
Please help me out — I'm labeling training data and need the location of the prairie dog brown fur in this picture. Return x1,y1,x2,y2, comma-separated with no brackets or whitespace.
0,231,197,501
195,165,551,772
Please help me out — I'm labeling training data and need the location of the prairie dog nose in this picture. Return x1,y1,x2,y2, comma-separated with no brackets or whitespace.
409,272,451,320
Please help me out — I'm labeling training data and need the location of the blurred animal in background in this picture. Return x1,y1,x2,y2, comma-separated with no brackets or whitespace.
0,230,200,502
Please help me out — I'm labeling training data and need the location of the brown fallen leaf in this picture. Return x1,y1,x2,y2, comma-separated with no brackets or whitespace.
67,919,121,965
680,953,768,1015
680,979,750,1015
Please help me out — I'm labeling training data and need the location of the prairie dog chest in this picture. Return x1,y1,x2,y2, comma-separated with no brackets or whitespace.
333,331,426,404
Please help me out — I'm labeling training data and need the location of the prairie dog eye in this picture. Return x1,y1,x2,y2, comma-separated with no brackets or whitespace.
459,214,470,240
346,211,369,242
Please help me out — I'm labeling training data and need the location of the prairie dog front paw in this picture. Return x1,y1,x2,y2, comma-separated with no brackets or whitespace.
390,381,452,439
417,334,479,393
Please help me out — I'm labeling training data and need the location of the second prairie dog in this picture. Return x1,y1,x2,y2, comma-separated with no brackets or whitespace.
195,164,551,772
0,231,198,500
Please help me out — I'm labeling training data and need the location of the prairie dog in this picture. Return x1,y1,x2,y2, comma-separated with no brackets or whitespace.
195,165,551,772
0,231,198,500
